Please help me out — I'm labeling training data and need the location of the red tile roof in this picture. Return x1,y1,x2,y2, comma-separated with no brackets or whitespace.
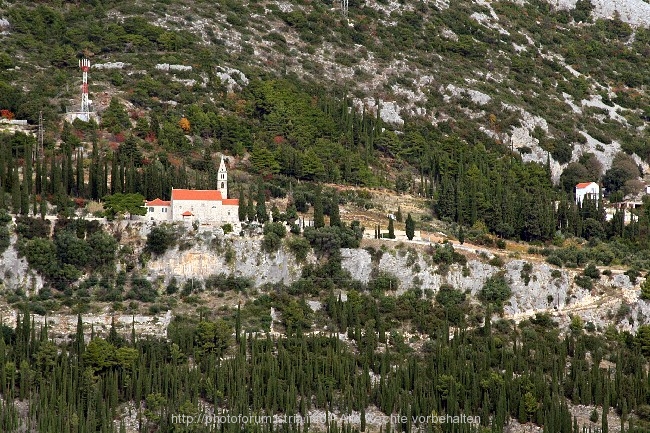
172,189,223,201
181,211,193,217
222,199,239,205
146,198,170,206
575,182,596,189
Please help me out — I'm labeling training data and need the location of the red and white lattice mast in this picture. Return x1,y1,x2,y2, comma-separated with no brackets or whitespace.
79,58,90,115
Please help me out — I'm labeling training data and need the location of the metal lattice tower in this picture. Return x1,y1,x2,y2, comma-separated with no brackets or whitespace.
340,0,348,17
79,58,90,114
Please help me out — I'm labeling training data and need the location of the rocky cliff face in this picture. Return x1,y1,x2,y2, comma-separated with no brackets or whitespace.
0,235,43,296
144,233,646,333
341,245,644,331
1,230,645,337
145,236,305,287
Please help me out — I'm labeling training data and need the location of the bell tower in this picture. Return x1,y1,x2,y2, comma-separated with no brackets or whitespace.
218,157,228,199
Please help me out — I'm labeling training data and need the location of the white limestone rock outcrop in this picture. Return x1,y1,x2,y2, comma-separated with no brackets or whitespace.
0,238,43,296
547,0,650,27
146,237,305,287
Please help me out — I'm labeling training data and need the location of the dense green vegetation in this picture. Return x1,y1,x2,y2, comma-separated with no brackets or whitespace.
4,0,650,431
1,0,650,250
2,299,650,432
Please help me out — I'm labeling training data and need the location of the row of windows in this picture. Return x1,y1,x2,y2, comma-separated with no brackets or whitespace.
149,207,168,212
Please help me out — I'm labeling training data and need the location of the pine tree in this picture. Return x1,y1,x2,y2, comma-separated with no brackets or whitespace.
405,213,415,240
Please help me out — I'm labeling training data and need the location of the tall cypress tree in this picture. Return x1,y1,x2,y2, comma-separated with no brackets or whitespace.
330,189,341,227
405,213,415,240
246,190,255,222
76,150,84,197
11,167,20,214
238,189,246,222
19,181,28,215
256,181,267,223
313,187,324,228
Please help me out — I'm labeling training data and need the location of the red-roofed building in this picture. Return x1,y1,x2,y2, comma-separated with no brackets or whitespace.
575,182,599,205
145,157,239,224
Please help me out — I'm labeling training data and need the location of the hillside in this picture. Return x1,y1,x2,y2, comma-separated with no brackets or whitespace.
4,0,650,432
4,0,650,181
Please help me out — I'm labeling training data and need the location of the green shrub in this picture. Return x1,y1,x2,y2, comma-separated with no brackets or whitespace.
368,272,400,295
15,216,50,239
286,236,311,263
204,273,253,293
489,256,504,267
262,222,287,253
479,273,512,311
435,284,466,326
574,275,593,290
583,263,600,279
127,277,157,302
146,225,178,256
546,255,563,267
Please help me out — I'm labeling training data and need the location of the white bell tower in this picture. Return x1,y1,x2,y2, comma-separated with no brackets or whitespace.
218,157,228,199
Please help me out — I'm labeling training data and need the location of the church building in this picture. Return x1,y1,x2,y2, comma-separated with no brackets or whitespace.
145,158,239,224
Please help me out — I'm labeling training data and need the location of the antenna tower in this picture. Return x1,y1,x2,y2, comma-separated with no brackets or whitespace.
340,0,348,17
79,58,90,115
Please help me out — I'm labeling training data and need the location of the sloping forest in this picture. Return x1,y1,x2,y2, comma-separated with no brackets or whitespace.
1,303,650,432
4,0,650,432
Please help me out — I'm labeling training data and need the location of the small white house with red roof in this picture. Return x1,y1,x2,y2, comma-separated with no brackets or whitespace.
144,198,171,221
145,157,239,224
575,182,599,205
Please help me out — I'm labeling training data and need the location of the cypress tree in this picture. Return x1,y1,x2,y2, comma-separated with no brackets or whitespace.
387,217,395,239
313,187,324,228
330,189,341,227
238,189,246,221
19,181,28,215
246,190,255,222
396,205,402,223
39,197,47,219
24,142,32,195
405,213,415,240
256,181,268,223
11,168,20,214
235,303,241,344
76,150,84,197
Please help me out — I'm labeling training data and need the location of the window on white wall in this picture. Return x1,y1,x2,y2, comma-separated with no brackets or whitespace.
149,207,154,212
